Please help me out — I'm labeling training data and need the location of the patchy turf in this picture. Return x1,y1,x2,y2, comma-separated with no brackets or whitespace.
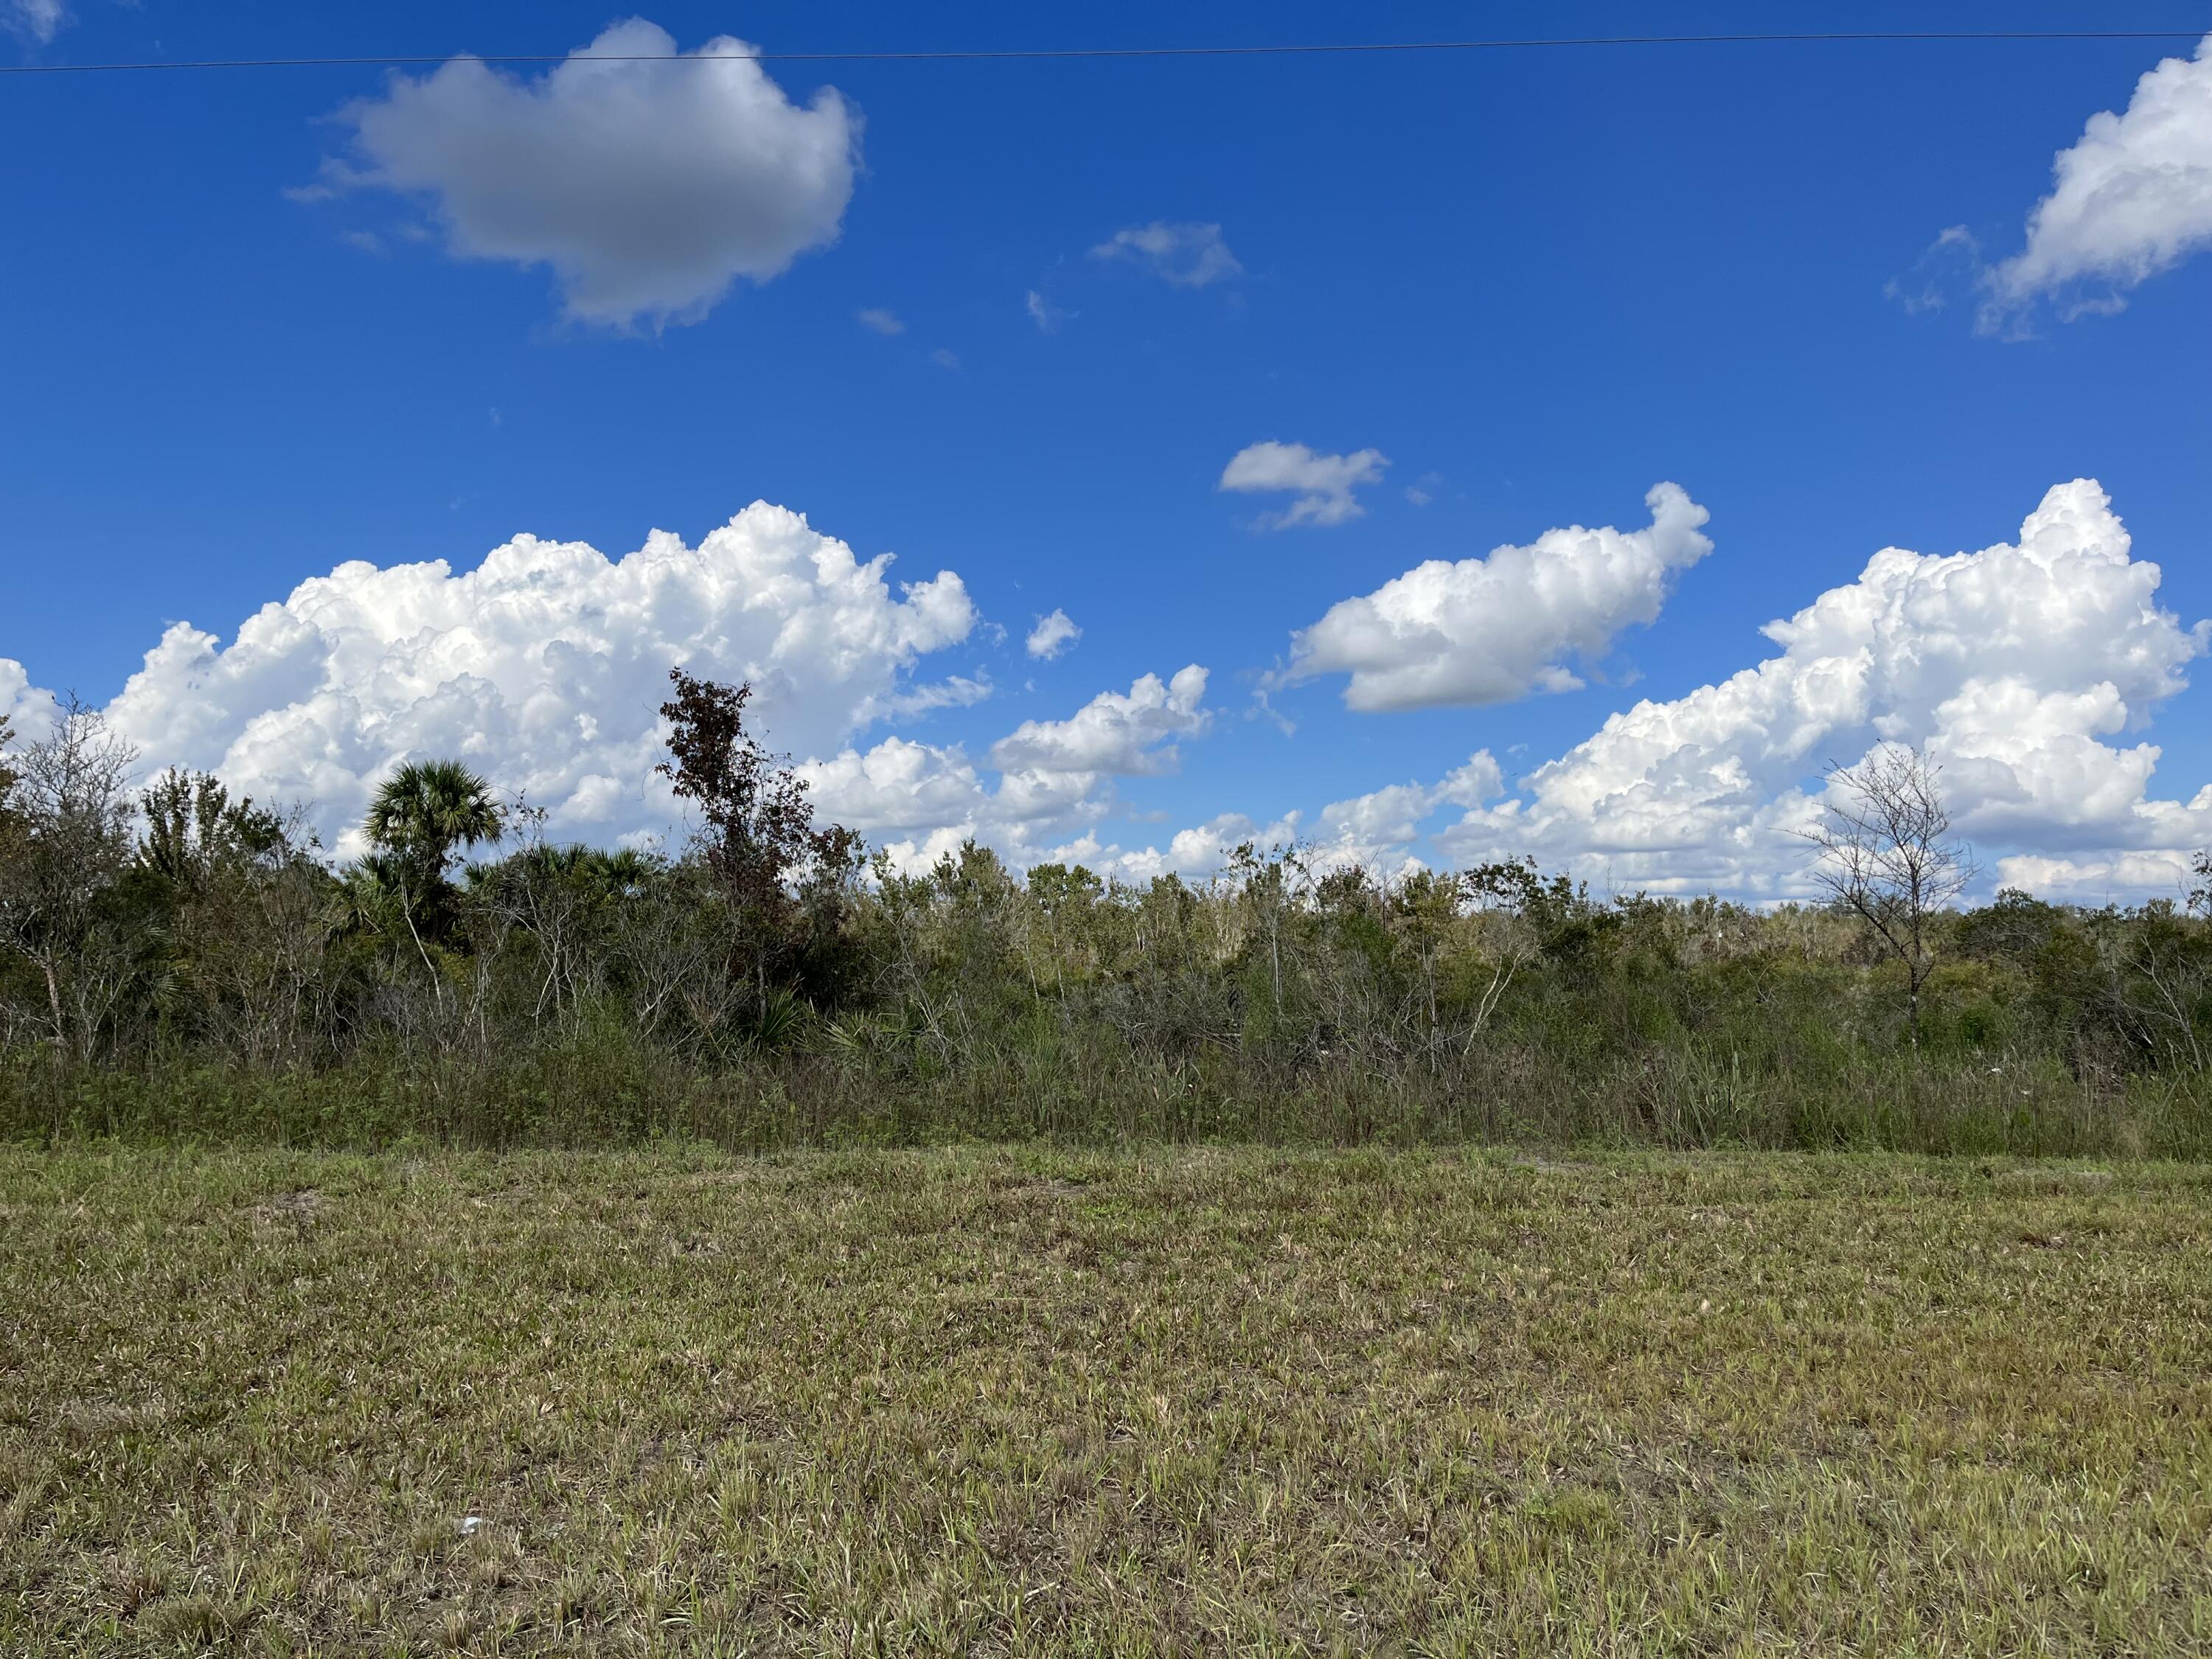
2,1146,2210,1655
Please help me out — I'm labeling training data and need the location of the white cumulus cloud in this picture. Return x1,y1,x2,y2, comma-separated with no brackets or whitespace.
801,666,1214,873
1025,609,1081,660
856,307,905,335
1287,483,1713,712
1070,757,1500,888
1980,33,2212,330
0,658,56,738
1422,479,2210,900
13,481,2208,907
989,667,1209,776
1219,441,1388,529
301,19,858,329
1090,221,1243,287
72,504,974,858
1293,757,1507,876
799,739,1018,841
1044,810,1304,886
798,740,1098,873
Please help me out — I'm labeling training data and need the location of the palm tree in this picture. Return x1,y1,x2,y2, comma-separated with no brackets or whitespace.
363,759,504,946
366,759,504,875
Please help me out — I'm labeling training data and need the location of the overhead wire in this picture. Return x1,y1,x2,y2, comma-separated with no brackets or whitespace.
3,29,2208,76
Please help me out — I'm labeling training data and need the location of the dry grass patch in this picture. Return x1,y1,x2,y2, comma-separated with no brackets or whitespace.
1,1146,2210,1654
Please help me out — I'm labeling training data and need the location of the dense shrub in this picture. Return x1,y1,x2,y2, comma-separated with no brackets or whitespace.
4,704,2210,1155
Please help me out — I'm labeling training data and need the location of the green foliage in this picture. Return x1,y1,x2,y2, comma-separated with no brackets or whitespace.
365,759,504,866
2,720,2211,1154
137,770,293,891
362,757,504,946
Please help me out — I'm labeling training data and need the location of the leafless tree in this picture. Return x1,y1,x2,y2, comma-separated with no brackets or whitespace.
1458,860,1551,1056
0,699,139,1057
1801,742,1975,1048
610,869,747,1054
1228,840,1310,1036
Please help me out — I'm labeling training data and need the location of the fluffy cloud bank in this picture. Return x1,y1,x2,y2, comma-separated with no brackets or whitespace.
1,484,1222,880
991,757,1512,890
1302,479,2207,901
0,658,52,737
44,506,973,858
990,667,1208,776
1980,32,2212,330
1219,441,1388,529
1285,482,1712,712
7,481,2205,905
800,667,1214,872
303,20,858,328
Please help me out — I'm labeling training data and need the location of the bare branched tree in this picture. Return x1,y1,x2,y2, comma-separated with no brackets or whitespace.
1801,742,1975,1048
0,698,139,1056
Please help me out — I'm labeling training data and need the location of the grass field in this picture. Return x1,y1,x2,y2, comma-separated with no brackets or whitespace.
4,1147,2211,1655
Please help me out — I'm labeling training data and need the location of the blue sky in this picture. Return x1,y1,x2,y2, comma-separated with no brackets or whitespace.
4,2,2211,898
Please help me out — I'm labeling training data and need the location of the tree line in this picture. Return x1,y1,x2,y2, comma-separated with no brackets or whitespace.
2,672,2209,1153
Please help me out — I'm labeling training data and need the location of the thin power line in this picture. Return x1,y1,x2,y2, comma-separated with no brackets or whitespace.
2,30,2208,75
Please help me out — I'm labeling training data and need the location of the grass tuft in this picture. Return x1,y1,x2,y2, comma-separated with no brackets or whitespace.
2,1144,2210,1652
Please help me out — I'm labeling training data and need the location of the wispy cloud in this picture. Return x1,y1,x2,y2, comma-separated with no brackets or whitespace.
1886,226,1982,316
1025,290,1072,333
3,0,66,44
1090,220,1242,288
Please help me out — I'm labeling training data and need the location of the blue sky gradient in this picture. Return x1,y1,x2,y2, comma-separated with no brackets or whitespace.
4,2,2211,897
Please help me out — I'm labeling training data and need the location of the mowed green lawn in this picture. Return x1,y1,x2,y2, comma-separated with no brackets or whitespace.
4,1147,2210,1655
